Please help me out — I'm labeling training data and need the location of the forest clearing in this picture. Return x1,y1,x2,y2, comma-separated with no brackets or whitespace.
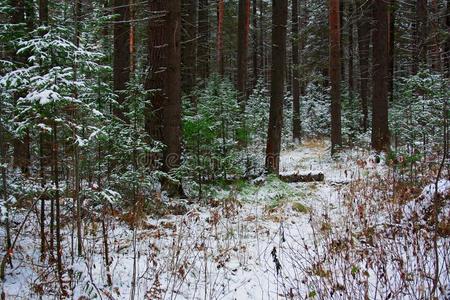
3,141,448,299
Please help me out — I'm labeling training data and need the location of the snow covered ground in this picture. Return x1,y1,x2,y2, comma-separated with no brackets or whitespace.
1,141,449,299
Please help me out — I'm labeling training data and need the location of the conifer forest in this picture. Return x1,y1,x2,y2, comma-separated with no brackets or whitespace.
1,0,450,299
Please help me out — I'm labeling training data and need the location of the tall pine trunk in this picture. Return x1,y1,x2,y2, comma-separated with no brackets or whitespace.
372,0,390,152
113,0,130,122
237,0,250,104
73,0,83,257
265,0,287,174
217,0,225,76
252,0,258,88
389,0,396,102
292,0,301,143
348,1,354,99
145,0,182,171
358,0,371,132
11,0,30,175
182,0,198,97
198,0,210,81
446,0,450,77
145,0,166,142
163,0,182,171
329,0,342,154
412,0,428,74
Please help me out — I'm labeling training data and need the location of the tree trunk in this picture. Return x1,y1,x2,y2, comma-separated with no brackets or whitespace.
371,0,390,152
163,0,182,171
258,0,265,83
237,0,251,104
182,0,198,97
389,0,395,102
430,0,442,72
113,0,130,122
358,0,371,132
292,0,301,143
129,0,136,73
198,0,209,81
348,1,354,99
340,0,345,79
145,0,166,142
217,0,225,76
38,0,48,260
11,0,30,175
265,0,287,174
329,0,342,154
74,0,83,257
39,0,48,25
145,0,182,171
53,122,63,290
446,0,450,77
412,0,428,74
251,0,258,88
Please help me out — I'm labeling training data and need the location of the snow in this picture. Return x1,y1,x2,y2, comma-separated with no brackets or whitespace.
26,89,60,105
0,141,448,299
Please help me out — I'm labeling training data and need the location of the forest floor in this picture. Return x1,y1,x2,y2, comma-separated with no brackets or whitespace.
2,140,450,299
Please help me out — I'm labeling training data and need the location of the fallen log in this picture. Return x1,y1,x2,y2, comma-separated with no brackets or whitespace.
200,172,325,185
278,172,325,183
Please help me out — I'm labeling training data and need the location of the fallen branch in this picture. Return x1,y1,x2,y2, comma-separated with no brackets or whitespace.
278,173,325,183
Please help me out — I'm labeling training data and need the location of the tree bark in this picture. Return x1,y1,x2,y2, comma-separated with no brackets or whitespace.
292,0,301,143
371,0,390,152
11,0,30,175
129,0,136,73
389,0,395,102
358,0,371,132
198,0,209,81
39,0,48,25
217,0,225,76
329,0,342,154
412,0,428,74
446,0,450,77
113,0,130,122
430,0,442,72
251,0,258,88
237,0,251,104
163,0,182,171
182,0,197,97
348,1,354,99
145,0,166,142
265,0,287,174
145,0,182,171
74,0,83,257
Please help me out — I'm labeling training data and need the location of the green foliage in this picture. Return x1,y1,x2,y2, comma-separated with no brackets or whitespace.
391,69,449,155
182,75,245,197
301,82,331,138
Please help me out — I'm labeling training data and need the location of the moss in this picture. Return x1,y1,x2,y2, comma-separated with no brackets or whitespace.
292,202,311,214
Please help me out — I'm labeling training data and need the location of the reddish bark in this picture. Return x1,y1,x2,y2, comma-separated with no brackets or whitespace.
198,0,210,81
237,0,251,103
348,1,354,99
145,0,182,170
113,0,130,122
372,0,390,152
358,0,371,131
292,0,301,143
412,0,428,74
217,0,225,76
182,0,198,98
329,0,342,154
265,0,287,174
252,0,258,87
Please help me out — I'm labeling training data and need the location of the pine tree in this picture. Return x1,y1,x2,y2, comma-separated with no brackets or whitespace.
266,0,287,174
372,0,390,152
329,0,342,154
